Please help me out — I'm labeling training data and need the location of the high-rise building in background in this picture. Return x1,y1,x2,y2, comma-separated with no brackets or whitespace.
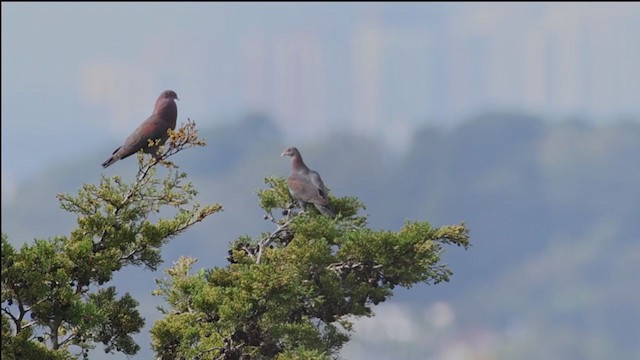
240,4,640,145
351,23,384,137
242,31,328,141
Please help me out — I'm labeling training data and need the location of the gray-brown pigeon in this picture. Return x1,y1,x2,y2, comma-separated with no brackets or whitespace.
281,146,335,217
101,90,179,168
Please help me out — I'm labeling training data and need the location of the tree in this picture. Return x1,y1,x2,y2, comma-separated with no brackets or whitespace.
1,121,222,359
151,177,470,359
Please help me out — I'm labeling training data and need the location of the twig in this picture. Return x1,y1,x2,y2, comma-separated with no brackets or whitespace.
240,245,256,261
255,212,296,264
22,320,37,330
194,346,225,358
327,261,383,277
96,120,198,245
2,307,19,329
194,342,244,360
58,332,77,348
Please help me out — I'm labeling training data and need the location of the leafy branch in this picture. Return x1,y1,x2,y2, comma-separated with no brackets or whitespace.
2,120,221,359
151,176,470,359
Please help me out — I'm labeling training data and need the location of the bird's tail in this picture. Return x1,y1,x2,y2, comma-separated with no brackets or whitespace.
101,156,117,168
314,204,336,218
101,147,121,168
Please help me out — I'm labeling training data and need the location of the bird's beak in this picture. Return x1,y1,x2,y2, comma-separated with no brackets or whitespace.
280,151,286,157
176,97,180,101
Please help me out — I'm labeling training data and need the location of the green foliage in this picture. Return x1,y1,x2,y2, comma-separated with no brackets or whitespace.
1,121,221,358
151,177,470,359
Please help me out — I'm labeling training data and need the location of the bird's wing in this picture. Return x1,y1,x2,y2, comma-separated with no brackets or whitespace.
117,115,162,158
288,173,329,205
308,171,328,199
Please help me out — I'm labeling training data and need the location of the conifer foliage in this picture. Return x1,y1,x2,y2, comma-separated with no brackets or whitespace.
150,177,469,360
1,121,222,359
2,120,469,360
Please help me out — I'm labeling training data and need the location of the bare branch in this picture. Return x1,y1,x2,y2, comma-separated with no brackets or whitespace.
2,307,19,330
194,341,244,360
58,332,77,348
22,320,38,330
240,245,256,261
327,261,383,277
256,211,296,264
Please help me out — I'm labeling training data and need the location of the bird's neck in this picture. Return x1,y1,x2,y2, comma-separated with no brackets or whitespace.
154,99,177,115
291,156,308,173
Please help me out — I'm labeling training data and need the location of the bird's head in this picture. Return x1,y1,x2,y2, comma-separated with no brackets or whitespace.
160,90,179,101
281,146,299,158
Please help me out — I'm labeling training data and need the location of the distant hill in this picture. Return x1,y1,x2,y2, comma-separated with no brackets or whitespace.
3,113,639,360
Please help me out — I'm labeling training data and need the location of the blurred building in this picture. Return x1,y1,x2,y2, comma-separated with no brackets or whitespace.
240,3,640,144
242,30,328,141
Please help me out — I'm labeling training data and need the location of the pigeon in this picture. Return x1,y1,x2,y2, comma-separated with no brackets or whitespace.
281,146,335,217
101,90,179,168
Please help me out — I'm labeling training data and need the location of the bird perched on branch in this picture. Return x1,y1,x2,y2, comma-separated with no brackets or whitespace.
101,90,179,168
281,146,336,217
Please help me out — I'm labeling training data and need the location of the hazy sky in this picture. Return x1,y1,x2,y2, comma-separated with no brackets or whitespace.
3,2,640,204
3,4,640,359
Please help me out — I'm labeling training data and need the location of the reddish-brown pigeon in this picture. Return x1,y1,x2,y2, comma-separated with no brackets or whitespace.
101,90,179,168
281,146,336,217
